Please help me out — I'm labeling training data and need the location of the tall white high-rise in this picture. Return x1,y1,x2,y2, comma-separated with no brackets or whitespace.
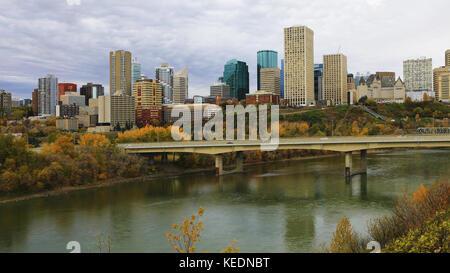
284,25,315,106
38,74,58,115
403,57,432,92
173,67,188,104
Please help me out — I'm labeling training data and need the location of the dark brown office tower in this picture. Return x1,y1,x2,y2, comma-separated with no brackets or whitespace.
80,83,104,106
60,104,80,118
32,88,38,115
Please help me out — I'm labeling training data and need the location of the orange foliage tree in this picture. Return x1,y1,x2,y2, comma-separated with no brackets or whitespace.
42,135,76,158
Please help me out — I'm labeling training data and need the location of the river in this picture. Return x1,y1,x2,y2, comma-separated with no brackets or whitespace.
0,149,449,253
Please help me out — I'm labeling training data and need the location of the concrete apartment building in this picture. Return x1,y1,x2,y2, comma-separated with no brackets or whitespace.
38,74,58,115
210,82,230,98
60,92,86,106
356,75,406,104
173,67,188,104
403,57,433,93
446,50,450,67
110,50,132,96
133,79,163,125
433,66,450,102
260,67,281,96
323,54,348,105
283,25,314,106
98,90,135,130
0,90,12,113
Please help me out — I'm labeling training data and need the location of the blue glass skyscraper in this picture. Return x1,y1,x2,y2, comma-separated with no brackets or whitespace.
257,50,278,90
314,64,323,101
280,59,284,99
223,59,249,100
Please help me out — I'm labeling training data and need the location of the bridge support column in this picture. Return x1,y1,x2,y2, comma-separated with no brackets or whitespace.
345,152,352,179
148,154,155,165
161,153,168,164
236,151,244,173
360,150,367,173
215,154,223,176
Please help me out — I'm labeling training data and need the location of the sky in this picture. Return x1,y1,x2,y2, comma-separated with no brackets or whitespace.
1,0,449,99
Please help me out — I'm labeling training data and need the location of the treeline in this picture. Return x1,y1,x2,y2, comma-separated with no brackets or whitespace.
0,133,148,194
322,181,449,253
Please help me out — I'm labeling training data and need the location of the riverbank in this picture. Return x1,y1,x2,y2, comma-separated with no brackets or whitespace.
0,148,408,205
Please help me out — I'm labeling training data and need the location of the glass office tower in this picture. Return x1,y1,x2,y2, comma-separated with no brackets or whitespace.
132,58,141,88
314,64,323,102
223,59,249,100
257,50,278,90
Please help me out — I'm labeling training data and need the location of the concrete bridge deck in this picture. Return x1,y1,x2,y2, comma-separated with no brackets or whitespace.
118,135,450,177
118,135,450,154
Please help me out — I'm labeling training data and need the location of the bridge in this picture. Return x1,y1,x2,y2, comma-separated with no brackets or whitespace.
118,135,450,177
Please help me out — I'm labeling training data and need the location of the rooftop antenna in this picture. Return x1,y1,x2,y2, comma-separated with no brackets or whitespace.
337,45,342,54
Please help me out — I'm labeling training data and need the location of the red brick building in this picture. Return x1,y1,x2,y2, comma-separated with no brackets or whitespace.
246,91,280,105
58,83,77,103
32,88,38,115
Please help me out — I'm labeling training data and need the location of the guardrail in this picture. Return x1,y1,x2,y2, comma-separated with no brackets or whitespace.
416,127,450,135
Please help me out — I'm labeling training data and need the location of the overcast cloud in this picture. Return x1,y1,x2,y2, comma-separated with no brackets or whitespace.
1,0,449,99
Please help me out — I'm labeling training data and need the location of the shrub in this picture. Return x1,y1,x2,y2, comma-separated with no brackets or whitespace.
385,210,449,253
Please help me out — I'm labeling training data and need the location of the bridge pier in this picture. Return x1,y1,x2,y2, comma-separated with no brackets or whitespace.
215,154,223,175
161,153,168,164
345,152,352,179
215,152,244,176
345,150,368,179
360,150,367,173
148,154,155,165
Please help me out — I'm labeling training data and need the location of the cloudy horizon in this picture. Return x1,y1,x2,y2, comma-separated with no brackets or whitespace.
1,0,449,99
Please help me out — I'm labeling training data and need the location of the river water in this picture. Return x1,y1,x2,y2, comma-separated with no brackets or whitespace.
0,149,449,253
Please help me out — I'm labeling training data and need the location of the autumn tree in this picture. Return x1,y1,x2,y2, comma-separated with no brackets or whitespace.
166,207,205,253
329,217,366,253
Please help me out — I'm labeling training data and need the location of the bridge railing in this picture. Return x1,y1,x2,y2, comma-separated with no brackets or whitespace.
416,127,450,135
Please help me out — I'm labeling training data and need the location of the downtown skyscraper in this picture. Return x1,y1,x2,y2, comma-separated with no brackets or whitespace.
223,59,249,100
38,74,58,115
284,26,314,106
403,57,432,92
257,50,278,90
155,63,174,103
323,54,348,105
110,50,132,96
132,58,142,89
173,67,188,104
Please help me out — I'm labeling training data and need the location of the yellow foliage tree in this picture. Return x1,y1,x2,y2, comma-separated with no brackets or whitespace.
116,125,175,143
79,133,111,148
166,207,205,253
166,207,240,253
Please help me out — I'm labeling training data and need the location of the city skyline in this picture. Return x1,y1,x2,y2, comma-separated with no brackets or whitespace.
1,0,450,99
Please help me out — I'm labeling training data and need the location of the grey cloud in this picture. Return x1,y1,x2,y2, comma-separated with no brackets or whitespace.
0,0,449,99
